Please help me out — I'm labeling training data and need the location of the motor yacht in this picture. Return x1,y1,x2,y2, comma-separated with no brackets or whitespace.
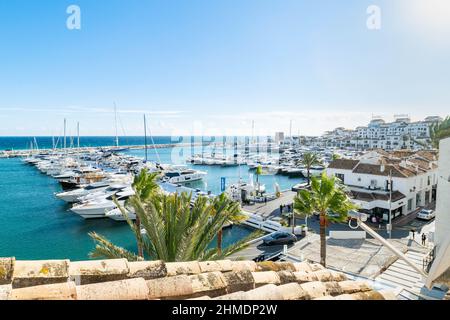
77,184,131,203
162,168,207,184
70,189,135,219
105,207,136,221
55,181,112,203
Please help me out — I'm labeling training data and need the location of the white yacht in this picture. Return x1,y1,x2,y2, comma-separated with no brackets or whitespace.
105,207,136,221
55,181,111,203
77,184,131,203
70,189,135,219
162,168,207,184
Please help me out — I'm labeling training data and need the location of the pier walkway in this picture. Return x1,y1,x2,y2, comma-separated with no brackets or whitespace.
242,191,297,219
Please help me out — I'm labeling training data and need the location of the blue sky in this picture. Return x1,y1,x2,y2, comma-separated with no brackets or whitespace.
0,0,449,136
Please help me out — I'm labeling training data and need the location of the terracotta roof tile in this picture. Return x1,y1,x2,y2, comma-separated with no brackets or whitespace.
12,260,69,289
0,258,14,285
0,257,396,300
328,159,359,170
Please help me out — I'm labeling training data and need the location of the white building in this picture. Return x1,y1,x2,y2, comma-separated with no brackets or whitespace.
317,115,442,151
327,149,438,222
426,137,450,289
274,132,285,144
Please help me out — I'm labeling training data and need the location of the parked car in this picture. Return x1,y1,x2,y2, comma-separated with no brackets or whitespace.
417,209,435,220
262,231,297,246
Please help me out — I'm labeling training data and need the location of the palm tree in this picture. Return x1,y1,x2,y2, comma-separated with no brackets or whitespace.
430,116,450,149
89,170,258,262
130,170,160,258
293,172,356,267
299,152,322,185
332,153,341,161
211,193,248,255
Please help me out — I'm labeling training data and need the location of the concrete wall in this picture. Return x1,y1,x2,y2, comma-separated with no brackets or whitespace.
435,138,450,247
329,231,366,240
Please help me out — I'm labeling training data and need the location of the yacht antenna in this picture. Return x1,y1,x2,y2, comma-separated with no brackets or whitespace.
289,120,293,147
251,120,255,144
63,118,67,150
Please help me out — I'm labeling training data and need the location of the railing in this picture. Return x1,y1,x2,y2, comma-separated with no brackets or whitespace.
423,246,437,273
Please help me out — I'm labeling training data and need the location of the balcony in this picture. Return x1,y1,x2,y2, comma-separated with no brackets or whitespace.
346,184,390,195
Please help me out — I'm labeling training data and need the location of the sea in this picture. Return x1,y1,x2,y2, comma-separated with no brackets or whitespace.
0,136,304,261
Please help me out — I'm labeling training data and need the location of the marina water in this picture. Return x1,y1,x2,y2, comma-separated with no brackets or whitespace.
0,137,304,260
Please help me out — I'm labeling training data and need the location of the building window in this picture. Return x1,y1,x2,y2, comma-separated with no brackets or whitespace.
408,199,413,211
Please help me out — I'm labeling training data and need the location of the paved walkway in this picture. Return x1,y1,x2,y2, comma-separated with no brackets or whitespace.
242,191,296,219
285,236,411,278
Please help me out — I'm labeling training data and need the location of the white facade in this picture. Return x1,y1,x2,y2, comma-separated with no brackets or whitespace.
426,137,450,288
274,132,285,144
434,138,450,246
316,116,442,150
327,151,438,221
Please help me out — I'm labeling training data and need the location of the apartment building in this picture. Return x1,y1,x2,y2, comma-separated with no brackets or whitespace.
327,149,438,222
318,115,442,151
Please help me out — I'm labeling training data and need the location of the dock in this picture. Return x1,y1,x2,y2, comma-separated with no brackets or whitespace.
0,142,206,158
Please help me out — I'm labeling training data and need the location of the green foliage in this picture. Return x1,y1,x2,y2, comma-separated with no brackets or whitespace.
430,116,450,149
294,172,356,222
294,172,357,266
298,152,322,185
255,165,263,176
89,170,258,262
332,153,341,161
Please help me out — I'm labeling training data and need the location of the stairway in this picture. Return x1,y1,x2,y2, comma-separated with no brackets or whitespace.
375,250,447,300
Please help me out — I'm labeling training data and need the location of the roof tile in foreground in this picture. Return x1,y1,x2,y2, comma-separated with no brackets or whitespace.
0,257,396,300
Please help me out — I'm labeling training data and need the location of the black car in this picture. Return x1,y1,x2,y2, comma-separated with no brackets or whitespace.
262,232,297,246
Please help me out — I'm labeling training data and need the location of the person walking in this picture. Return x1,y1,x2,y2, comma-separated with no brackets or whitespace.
411,229,416,240
279,204,283,214
422,233,427,246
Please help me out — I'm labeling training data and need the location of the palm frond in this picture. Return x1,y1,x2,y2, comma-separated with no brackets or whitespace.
88,232,143,261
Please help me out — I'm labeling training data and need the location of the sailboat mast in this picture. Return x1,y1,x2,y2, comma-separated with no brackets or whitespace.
289,120,293,146
77,122,80,149
63,118,67,150
114,103,119,147
143,114,148,162
251,120,255,145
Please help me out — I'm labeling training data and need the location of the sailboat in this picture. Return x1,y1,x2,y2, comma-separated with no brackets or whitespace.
108,103,129,152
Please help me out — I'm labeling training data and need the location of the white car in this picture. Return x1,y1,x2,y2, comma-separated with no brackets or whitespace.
417,209,435,220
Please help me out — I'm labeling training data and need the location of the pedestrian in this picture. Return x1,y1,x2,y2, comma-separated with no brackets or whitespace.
279,204,283,214
264,197,267,204
422,233,427,246
411,229,415,240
